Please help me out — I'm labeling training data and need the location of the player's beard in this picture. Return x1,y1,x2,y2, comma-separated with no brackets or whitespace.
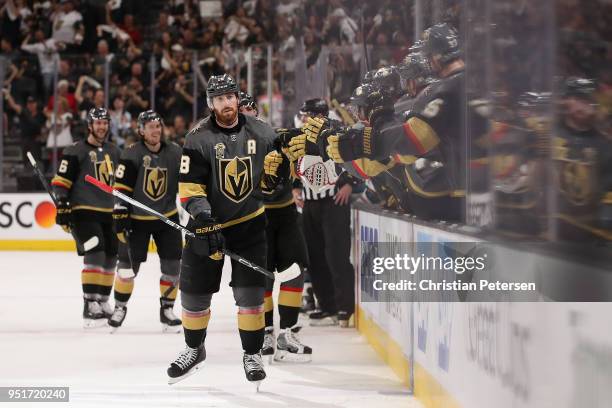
215,106,238,127
91,127,107,143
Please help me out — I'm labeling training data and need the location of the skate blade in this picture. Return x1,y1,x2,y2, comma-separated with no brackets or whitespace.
251,380,262,392
109,325,121,334
162,324,182,334
167,361,205,385
273,350,312,363
83,318,107,329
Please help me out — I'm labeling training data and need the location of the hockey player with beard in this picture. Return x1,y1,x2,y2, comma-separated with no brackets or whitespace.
51,107,121,327
109,110,183,332
166,74,285,388
238,92,313,363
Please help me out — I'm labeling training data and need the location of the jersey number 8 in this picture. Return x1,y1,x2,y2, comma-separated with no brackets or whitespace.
58,159,68,173
115,164,126,179
180,155,190,174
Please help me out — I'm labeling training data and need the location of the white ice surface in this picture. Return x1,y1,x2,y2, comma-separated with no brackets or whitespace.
0,251,420,408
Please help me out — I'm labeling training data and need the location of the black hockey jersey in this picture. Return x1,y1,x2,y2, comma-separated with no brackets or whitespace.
114,140,182,220
553,122,612,240
179,113,277,227
263,178,294,209
52,139,121,216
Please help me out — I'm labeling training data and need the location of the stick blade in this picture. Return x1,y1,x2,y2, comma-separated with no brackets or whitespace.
275,263,301,283
85,174,113,193
26,151,37,167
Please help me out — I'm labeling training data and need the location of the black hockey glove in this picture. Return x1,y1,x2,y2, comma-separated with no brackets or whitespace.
55,197,72,233
112,204,131,243
275,127,302,150
327,127,373,162
188,213,224,259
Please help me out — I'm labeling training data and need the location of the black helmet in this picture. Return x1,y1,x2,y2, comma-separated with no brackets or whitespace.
299,98,329,117
408,40,425,54
206,74,238,107
137,110,164,133
398,52,433,84
562,77,596,99
422,23,461,64
350,83,378,108
362,69,378,85
373,66,403,99
87,107,110,126
238,91,257,112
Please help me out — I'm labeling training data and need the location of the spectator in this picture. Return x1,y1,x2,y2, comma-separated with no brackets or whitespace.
109,95,131,147
124,77,149,117
1,0,22,48
46,96,73,152
92,39,113,82
119,14,142,45
164,74,193,121
4,92,45,164
46,79,77,115
170,114,187,145
51,0,83,45
20,30,64,101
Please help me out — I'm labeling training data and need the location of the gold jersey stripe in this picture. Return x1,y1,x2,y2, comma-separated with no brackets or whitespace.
73,205,113,212
221,207,265,229
51,175,73,188
404,117,440,154
114,182,134,192
131,208,179,220
179,182,207,199
352,158,395,177
404,168,465,198
264,197,295,209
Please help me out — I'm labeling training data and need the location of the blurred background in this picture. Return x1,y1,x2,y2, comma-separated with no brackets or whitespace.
1,0,611,247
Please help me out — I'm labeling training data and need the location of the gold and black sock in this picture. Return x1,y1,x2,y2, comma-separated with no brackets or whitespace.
182,308,211,348
237,305,265,354
278,285,302,329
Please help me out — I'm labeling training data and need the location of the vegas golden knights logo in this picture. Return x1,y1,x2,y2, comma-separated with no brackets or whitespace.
142,156,168,201
218,156,253,203
90,151,112,185
560,160,596,206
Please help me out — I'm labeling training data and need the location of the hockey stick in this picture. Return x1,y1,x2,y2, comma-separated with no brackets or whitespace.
85,175,301,283
26,151,98,252
104,155,136,280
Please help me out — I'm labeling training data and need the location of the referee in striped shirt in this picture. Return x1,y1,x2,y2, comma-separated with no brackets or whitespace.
292,98,362,328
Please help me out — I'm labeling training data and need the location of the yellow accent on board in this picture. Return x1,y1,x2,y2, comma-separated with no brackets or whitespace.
357,305,463,408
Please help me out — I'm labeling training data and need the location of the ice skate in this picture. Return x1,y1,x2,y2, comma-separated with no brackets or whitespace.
167,345,206,385
83,299,107,329
160,302,182,333
261,327,275,364
309,311,338,327
338,311,355,328
274,325,312,363
108,305,127,333
243,351,266,391
300,283,315,313
99,300,114,319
